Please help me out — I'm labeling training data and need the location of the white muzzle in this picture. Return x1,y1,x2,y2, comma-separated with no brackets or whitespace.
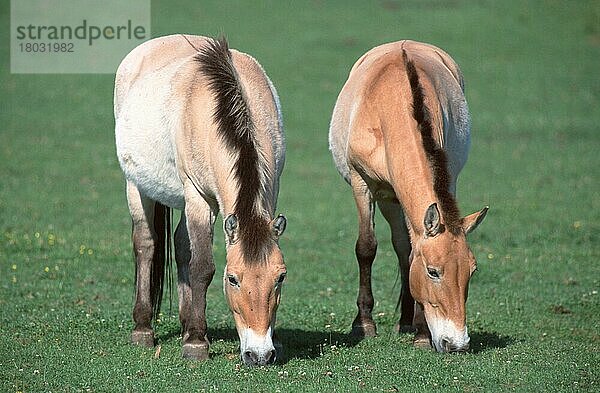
239,327,276,366
427,318,470,352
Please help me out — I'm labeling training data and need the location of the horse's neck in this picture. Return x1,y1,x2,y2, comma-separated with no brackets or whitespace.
394,170,438,238
218,187,274,220
383,124,448,239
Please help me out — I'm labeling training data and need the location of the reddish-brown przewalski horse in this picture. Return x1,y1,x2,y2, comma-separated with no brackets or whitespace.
329,40,488,352
115,35,287,365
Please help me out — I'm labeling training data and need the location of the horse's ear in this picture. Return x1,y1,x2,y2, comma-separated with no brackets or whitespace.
224,214,239,244
424,203,442,238
462,206,489,235
271,214,287,239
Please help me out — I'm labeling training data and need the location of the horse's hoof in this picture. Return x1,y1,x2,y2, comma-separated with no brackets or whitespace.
351,323,377,338
394,323,417,334
413,334,432,349
131,330,155,347
182,342,210,360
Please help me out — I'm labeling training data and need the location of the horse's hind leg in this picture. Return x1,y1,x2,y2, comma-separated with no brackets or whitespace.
179,183,216,360
127,181,158,347
378,201,414,332
174,214,192,342
350,171,378,338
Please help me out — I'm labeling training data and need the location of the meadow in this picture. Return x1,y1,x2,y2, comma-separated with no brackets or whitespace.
1,0,598,391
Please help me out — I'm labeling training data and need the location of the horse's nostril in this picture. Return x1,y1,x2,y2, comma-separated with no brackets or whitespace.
243,350,258,365
441,337,451,352
265,349,276,365
243,349,277,366
440,337,469,353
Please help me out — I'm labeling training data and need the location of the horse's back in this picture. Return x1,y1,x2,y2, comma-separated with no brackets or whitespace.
114,35,205,209
114,35,284,211
114,35,210,118
329,40,470,187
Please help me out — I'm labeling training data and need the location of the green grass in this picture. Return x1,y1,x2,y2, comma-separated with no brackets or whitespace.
1,0,599,391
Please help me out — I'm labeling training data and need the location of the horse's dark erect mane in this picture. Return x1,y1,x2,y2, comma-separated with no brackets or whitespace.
196,37,273,262
403,49,462,234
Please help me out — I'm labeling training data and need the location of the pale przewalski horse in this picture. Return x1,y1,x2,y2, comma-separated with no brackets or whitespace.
329,40,488,352
114,35,287,366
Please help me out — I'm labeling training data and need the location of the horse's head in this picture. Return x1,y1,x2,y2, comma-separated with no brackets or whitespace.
409,203,488,353
222,214,287,366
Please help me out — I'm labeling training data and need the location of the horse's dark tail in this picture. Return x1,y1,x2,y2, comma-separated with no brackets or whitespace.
151,202,172,320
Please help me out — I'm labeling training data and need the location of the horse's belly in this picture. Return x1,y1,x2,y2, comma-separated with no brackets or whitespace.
115,81,185,209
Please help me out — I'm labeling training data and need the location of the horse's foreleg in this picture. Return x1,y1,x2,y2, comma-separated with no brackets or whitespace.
181,183,216,360
350,171,377,338
378,200,414,333
127,182,157,347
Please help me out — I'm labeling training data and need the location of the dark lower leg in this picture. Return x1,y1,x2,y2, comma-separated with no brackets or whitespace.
351,234,377,337
129,195,157,346
180,191,216,360
397,283,415,331
131,233,157,347
126,184,156,347
181,253,214,360
185,255,214,345
350,173,377,338
397,249,414,331
175,217,192,337
377,201,413,333
413,303,432,348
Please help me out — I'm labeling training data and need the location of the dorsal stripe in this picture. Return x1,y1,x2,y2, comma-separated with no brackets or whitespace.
195,37,272,261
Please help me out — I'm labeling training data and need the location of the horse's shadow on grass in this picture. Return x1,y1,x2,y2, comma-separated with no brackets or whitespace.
211,327,362,362
156,326,361,363
156,326,511,362
277,328,362,361
468,331,514,354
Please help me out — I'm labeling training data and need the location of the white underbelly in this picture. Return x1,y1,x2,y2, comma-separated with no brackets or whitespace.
115,72,185,209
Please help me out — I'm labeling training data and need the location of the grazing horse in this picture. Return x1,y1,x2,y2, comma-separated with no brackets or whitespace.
329,40,488,352
114,35,287,366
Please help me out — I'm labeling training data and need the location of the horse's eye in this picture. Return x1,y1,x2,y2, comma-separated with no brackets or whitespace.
227,275,240,287
427,267,442,280
276,273,286,285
